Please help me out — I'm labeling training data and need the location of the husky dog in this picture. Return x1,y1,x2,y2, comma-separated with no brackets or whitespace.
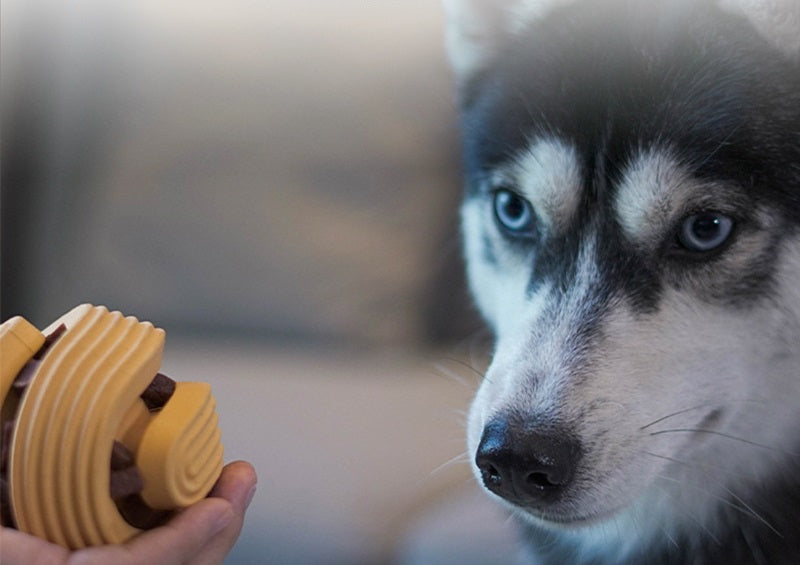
443,0,800,562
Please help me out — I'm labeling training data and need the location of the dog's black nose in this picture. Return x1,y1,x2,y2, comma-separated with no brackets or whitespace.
475,415,581,506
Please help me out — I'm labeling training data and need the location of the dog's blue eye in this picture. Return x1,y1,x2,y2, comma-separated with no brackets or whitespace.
678,212,734,252
493,189,535,234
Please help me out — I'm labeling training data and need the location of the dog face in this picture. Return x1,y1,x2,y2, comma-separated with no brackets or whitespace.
446,0,800,544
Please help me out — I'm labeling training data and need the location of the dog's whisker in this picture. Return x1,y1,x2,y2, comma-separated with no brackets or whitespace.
721,486,783,539
646,453,782,537
430,361,475,389
666,487,722,547
652,472,774,539
441,355,488,379
639,398,770,430
430,357,487,389
639,404,719,430
691,122,744,173
650,482,719,547
428,451,471,478
624,496,655,549
652,510,681,550
648,428,800,458
642,450,739,478
662,528,680,550
741,522,770,565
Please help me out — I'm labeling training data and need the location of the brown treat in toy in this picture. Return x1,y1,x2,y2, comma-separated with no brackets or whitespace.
109,466,145,500
1,420,13,472
116,494,172,530
110,441,136,470
0,477,12,526
11,359,39,391
32,324,67,360
140,373,176,411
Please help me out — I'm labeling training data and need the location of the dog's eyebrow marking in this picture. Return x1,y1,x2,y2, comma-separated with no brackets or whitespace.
613,150,693,245
506,138,582,232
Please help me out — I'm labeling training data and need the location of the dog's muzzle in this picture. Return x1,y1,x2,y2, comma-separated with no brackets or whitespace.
475,414,581,508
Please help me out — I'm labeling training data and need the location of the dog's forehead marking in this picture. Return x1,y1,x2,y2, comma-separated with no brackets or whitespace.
504,137,583,231
613,150,693,245
476,227,606,414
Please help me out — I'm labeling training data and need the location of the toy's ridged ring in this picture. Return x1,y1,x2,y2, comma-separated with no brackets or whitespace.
136,381,223,509
0,305,224,549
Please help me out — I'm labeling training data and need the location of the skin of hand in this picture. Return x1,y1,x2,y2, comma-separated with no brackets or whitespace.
0,460,257,565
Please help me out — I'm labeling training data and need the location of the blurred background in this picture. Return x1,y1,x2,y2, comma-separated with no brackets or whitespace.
2,1,521,563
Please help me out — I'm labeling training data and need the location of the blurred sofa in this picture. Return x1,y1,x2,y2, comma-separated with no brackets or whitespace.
1,1,521,563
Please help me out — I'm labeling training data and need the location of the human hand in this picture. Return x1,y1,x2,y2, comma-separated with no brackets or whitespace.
0,460,257,565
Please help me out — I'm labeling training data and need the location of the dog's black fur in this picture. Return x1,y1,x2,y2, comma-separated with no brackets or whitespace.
450,1,800,563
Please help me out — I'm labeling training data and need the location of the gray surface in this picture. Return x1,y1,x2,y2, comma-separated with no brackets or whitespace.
396,485,523,565
159,339,507,564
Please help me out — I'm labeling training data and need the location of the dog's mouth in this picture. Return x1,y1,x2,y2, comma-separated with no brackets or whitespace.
480,468,626,528
516,504,619,528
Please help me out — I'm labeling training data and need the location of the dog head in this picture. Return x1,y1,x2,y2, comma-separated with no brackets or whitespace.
445,0,800,546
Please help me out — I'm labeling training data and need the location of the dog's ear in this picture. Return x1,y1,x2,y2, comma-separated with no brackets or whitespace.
442,0,512,84
718,0,800,58
442,0,582,86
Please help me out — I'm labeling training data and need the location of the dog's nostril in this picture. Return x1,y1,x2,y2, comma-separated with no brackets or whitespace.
484,464,502,486
526,471,558,489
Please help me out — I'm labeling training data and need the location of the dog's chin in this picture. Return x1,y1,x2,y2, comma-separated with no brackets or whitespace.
516,505,621,530
503,490,640,531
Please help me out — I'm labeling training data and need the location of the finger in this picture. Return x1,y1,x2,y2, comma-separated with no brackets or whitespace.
118,498,234,564
0,527,70,565
0,463,257,565
186,461,258,565
117,460,256,564
209,460,258,512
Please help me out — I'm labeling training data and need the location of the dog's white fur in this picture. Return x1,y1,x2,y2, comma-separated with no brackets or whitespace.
462,146,800,560
445,1,800,561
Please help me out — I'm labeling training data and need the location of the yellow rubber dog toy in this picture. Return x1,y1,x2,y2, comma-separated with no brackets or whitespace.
0,304,224,549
